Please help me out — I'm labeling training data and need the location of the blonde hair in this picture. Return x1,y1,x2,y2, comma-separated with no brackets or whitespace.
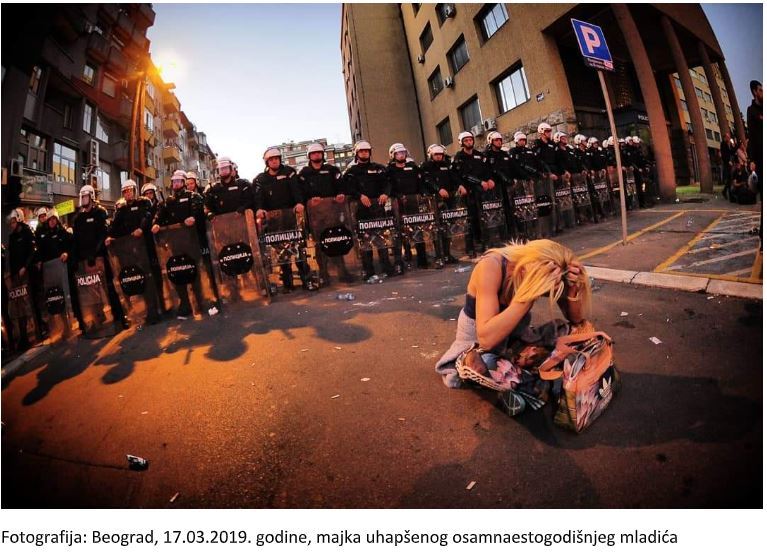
488,239,591,318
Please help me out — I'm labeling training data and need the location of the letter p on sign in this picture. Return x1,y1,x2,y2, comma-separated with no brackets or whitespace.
571,19,613,71
582,27,601,53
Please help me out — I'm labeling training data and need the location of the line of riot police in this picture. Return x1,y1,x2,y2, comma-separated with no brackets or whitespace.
2,127,656,351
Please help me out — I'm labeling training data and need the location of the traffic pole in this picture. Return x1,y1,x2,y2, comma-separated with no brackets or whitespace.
598,69,628,245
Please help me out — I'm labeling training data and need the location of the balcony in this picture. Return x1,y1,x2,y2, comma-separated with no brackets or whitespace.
106,47,128,76
162,118,180,138
99,4,120,24
86,32,109,63
99,95,133,127
163,145,182,163
53,5,87,43
135,4,156,29
188,132,199,147
143,166,157,179
163,92,180,114
114,11,135,43
142,126,156,147
143,90,155,112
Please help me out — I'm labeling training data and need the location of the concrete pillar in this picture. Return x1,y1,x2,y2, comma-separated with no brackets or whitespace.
698,42,730,138
719,61,747,146
661,15,713,193
612,4,677,201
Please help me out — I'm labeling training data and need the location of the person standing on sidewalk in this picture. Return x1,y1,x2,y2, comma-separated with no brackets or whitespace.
747,80,762,242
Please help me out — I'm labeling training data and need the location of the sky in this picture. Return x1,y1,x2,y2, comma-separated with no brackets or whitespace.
148,3,762,180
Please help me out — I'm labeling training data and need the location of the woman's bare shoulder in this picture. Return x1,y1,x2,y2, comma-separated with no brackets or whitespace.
468,254,505,293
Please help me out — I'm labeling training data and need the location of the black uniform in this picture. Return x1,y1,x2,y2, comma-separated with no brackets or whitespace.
533,138,559,178
451,149,493,250
343,159,398,277
484,146,516,234
204,177,254,216
510,145,541,180
253,164,311,290
422,158,461,263
109,197,153,238
298,163,345,199
388,160,429,268
8,221,36,278
36,221,73,263
72,203,126,325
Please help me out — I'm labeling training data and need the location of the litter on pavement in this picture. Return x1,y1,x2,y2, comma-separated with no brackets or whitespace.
649,337,663,345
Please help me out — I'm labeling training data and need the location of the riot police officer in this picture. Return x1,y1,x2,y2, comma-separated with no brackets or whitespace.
533,122,560,182
484,131,515,234
253,147,313,291
72,185,129,329
6,208,42,346
422,144,461,263
451,131,493,252
343,140,398,279
204,156,254,216
106,180,153,242
387,142,429,269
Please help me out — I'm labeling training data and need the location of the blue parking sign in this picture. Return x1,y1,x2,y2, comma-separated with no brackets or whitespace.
571,18,614,71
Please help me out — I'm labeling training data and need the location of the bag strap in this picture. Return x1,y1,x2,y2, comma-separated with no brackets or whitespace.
537,331,613,381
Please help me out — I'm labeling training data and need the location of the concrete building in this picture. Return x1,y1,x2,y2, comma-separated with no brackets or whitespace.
340,3,746,198
1,3,215,226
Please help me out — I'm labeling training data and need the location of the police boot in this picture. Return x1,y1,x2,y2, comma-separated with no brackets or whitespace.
280,266,294,292
416,243,429,269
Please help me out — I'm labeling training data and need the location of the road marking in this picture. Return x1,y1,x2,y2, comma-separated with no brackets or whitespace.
654,213,725,272
687,236,760,255
751,250,763,280
660,269,762,284
667,248,758,271
580,211,684,261
724,267,754,277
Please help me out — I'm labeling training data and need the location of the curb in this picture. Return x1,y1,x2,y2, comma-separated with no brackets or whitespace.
1,343,51,380
585,266,762,300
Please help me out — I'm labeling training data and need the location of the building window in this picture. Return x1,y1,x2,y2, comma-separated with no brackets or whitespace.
460,96,482,131
674,77,682,90
680,99,688,112
95,116,109,143
144,108,154,131
146,81,155,99
686,122,693,133
419,22,433,53
705,129,714,140
704,91,712,104
83,64,95,86
695,87,704,100
97,164,111,196
28,66,42,94
495,64,530,114
437,117,453,146
448,35,469,74
436,3,455,25
19,129,48,171
53,142,77,183
714,131,721,142
428,66,444,99
478,3,508,41
701,108,708,120
63,104,73,129
83,103,93,133
102,73,117,97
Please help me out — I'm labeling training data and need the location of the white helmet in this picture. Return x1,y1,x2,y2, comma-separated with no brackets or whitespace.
513,131,527,144
186,171,198,181
172,169,187,181
263,147,281,162
537,122,552,134
47,207,60,220
587,137,599,147
121,179,138,192
141,183,157,195
8,208,25,222
574,134,587,145
79,184,95,206
306,143,325,158
458,131,474,144
553,131,566,142
353,140,372,154
602,139,608,149
618,138,626,144
35,206,48,218
632,135,640,144
426,144,445,158
607,136,615,147
217,156,233,169
486,131,503,146
388,142,407,160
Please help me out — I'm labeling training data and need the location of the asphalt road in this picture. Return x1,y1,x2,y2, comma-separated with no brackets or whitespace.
1,263,761,508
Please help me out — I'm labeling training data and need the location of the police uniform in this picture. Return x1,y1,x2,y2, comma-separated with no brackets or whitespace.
451,148,493,251
388,160,429,268
422,158,461,263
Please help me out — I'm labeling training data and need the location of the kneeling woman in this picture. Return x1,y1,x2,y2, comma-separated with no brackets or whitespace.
435,240,591,406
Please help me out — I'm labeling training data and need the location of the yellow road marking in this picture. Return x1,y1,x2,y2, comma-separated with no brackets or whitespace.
579,211,685,261
750,249,763,280
661,269,762,285
654,213,726,272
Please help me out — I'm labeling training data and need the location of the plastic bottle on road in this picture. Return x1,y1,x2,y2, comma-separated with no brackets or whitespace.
454,266,472,273
336,293,356,301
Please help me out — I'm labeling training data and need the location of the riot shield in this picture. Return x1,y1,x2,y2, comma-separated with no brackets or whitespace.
570,172,594,224
477,188,508,248
108,235,161,325
208,210,271,304
554,175,575,231
507,179,540,240
398,194,440,269
259,208,316,292
4,272,38,348
591,169,613,218
607,167,623,213
155,223,218,317
624,167,639,210
306,197,362,285
74,258,116,338
354,199,405,276
438,195,472,261
534,177,555,238
41,259,74,343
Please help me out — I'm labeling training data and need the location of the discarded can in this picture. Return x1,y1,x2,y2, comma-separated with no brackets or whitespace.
366,274,385,284
126,454,149,471
336,293,356,301
208,306,219,316
454,266,472,273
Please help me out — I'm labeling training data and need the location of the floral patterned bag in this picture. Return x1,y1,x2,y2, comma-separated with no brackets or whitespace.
538,331,620,433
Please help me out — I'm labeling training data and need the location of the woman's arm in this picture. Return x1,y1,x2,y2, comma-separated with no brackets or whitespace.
558,261,586,323
474,258,533,350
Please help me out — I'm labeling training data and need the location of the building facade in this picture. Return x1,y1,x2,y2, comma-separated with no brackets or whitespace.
275,139,354,172
1,3,215,228
341,3,746,197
